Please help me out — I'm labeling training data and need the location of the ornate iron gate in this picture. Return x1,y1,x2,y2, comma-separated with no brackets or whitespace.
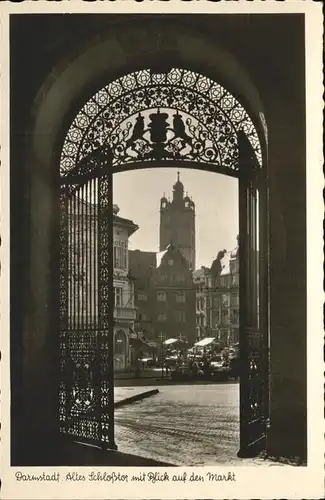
58,146,116,449
238,130,269,457
57,67,270,456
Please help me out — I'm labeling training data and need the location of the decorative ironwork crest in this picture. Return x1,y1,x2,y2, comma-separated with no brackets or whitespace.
60,68,263,176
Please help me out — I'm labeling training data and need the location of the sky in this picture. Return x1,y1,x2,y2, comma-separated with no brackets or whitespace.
113,168,238,270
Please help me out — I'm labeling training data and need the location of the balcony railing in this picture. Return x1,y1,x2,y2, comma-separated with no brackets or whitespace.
114,307,136,321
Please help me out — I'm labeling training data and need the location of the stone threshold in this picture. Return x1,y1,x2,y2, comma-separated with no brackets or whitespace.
114,388,160,409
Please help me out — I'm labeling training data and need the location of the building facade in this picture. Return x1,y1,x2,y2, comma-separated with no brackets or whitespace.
129,245,196,346
160,172,196,271
128,249,156,342
193,266,211,341
207,243,240,346
151,244,196,345
229,245,240,344
113,205,139,370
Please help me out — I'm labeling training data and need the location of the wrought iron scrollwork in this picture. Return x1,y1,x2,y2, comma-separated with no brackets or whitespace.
60,68,263,175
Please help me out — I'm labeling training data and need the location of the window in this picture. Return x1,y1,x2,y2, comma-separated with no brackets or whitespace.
160,271,167,281
221,294,228,307
168,259,174,266
138,293,147,301
139,311,147,321
232,274,238,286
157,291,167,301
176,291,185,303
175,310,186,322
157,312,167,322
114,287,123,307
114,245,127,270
176,273,185,282
231,311,239,324
231,294,239,306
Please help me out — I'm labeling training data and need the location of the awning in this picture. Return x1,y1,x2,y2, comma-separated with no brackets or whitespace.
193,337,217,347
163,338,187,346
163,338,179,346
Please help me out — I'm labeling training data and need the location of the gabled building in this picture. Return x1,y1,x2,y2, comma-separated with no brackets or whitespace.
151,244,196,345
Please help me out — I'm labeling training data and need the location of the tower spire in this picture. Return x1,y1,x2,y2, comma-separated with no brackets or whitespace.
177,169,180,182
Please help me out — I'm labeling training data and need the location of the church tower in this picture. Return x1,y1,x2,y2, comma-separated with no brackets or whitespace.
159,171,196,270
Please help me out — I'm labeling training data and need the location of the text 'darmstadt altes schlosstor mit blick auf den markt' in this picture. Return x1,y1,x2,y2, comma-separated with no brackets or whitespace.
14,471,237,484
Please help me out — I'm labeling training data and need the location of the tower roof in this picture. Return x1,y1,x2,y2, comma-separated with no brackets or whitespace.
173,169,184,191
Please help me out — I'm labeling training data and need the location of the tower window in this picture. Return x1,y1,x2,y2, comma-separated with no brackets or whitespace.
185,201,189,208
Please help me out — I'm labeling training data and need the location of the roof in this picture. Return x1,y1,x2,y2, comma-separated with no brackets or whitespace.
156,244,189,270
193,267,210,281
113,214,139,236
230,246,239,259
219,242,239,276
129,250,156,281
156,249,169,268
220,252,231,276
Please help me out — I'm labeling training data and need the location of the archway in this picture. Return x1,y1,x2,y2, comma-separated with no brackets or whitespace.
9,13,309,467
58,65,269,459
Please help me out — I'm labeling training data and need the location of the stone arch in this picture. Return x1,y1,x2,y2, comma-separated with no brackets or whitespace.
22,18,272,454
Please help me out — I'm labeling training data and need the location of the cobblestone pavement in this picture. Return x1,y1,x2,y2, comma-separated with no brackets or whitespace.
114,384,287,466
